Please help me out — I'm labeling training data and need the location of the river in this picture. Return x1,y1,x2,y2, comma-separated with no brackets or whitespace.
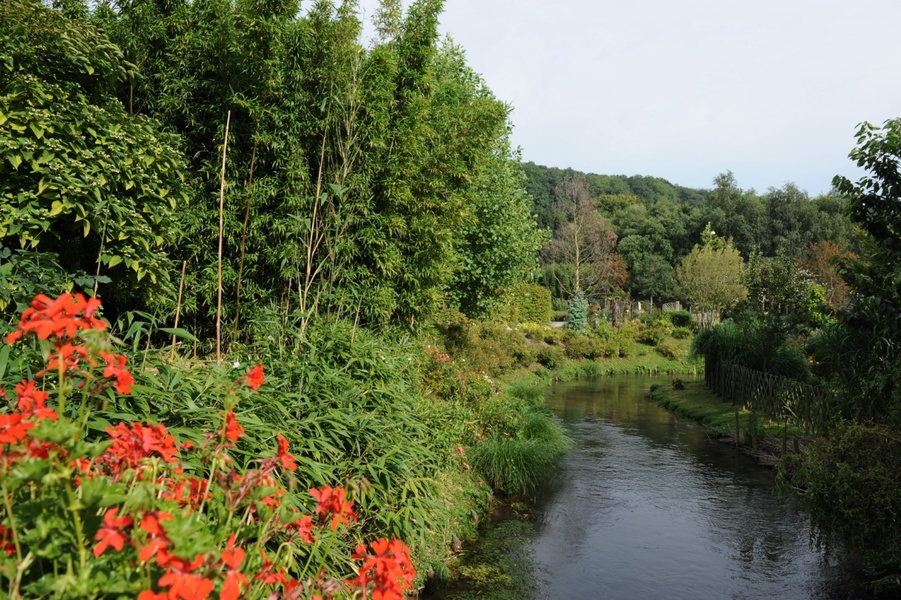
529,376,870,600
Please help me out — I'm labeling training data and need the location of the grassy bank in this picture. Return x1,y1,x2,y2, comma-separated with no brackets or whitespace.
648,379,806,465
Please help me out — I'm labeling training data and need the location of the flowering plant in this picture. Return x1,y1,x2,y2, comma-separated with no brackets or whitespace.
0,293,415,599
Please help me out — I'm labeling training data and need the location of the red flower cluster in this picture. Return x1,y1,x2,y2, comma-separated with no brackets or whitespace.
13,380,56,422
5,292,133,404
5,293,105,344
347,537,416,600
1,294,417,600
224,410,244,443
425,348,451,363
102,421,179,473
0,524,15,556
310,485,357,531
93,507,133,557
244,363,264,390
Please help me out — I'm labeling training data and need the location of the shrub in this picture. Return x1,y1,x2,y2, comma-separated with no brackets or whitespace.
670,326,693,339
469,401,569,495
777,423,901,583
498,282,552,325
542,327,565,346
562,333,605,360
666,309,693,328
536,346,564,370
656,338,687,360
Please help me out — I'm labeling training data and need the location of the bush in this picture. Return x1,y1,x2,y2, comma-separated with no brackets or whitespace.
636,319,672,346
536,346,564,369
469,399,569,495
778,424,901,584
656,338,687,360
498,282,552,325
666,309,693,328
562,333,605,360
670,326,693,339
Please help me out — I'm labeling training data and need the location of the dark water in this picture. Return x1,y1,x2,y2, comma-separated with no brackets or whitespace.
530,377,870,600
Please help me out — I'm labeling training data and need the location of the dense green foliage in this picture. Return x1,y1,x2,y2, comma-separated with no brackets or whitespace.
0,0,187,311
772,119,901,589
523,163,856,309
83,0,543,336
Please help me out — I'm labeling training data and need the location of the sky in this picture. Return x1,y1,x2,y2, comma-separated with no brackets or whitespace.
357,0,901,196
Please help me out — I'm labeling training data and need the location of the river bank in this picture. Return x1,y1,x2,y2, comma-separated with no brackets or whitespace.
648,378,810,467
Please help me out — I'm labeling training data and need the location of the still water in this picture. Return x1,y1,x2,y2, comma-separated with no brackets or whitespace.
530,377,870,600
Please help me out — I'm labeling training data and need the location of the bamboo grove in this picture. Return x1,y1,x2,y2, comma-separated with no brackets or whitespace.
0,0,545,342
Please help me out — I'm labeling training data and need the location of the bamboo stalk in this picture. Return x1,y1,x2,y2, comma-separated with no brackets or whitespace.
233,139,257,341
216,110,231,365
171,260,187,360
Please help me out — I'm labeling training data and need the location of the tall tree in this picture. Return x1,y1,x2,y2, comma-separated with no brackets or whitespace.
543,175,626,300
675,224,747,323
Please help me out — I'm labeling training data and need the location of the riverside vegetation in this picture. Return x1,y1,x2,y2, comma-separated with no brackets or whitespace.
2,0,897,596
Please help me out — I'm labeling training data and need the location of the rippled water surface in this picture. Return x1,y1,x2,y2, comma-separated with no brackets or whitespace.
530,377,869,600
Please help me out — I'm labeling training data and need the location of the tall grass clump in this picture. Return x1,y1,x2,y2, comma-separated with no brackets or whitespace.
469,397,569,495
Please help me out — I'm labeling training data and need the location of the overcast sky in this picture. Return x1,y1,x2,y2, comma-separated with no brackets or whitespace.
358,0,901,196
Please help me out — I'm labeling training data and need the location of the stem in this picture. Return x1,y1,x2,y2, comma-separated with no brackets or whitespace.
64,482,88,569
233,139,257,341
1,475,23,562
57,350,66,418
216,110,231,365
171,260,188,360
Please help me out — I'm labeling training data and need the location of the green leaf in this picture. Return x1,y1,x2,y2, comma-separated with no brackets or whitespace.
0,344,9,381
49,201,65,216
158,327,199,342
107,255,123,268
8,154,21,170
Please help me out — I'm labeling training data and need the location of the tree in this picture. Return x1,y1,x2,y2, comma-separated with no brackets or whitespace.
675,223,747,324
802,241,854,311
776,119,901,589
821,118,901,422
0,0,186,313
543,175,626,301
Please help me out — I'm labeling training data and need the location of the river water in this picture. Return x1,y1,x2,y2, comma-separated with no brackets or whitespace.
530,376,870,600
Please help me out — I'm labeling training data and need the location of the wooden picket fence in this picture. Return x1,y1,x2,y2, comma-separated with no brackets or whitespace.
705,357,833,439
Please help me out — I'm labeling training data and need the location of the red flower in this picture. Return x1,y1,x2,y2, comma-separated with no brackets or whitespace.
41,342,91,375
245,363,264,390
286,515,315,543
7,293,106,344
14,380,56,422
0,524,15,556
219,534,248,600
164,477,210,509
93,507,133,557
0,413,34,445
156,554,214,600
99,352,134,395
309,486,356,531
103,422,178,473
346,537,416,600
224,411,244,443
275,434,297,472
255,550,287,585
138,511,173,565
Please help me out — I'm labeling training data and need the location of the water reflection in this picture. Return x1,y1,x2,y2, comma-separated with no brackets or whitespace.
531,377,869,600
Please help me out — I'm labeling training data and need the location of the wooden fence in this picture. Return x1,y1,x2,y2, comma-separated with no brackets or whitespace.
705,357,833,439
